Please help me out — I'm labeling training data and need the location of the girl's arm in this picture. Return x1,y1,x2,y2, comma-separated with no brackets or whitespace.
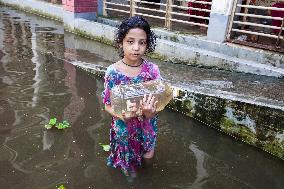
104,104,119,118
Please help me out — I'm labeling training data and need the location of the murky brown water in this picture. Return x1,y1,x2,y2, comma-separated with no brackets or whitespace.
0,6,284,189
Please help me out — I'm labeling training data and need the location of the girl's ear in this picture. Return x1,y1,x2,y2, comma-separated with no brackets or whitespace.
119,43,123,48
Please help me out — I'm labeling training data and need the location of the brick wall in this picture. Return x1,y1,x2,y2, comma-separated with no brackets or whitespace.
63,0,97,13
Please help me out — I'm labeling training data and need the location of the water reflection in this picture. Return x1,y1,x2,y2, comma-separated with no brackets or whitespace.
188,144,209,188
0,6,284,189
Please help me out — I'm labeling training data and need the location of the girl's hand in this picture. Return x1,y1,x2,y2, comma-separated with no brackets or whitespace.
140,94,158,119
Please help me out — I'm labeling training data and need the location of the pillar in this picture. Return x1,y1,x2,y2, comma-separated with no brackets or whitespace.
207,0,235,42
62,0,98,29
97,0,103,16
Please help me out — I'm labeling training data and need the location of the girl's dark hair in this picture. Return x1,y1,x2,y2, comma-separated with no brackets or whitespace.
114,16,157,57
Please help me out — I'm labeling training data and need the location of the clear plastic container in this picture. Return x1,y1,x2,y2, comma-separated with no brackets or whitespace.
110,79,173,118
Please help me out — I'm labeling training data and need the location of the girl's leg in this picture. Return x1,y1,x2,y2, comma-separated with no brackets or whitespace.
142,149,155,168
143,149,154,159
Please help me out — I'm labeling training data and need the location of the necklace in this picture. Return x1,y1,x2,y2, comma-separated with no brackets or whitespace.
122,59,143,67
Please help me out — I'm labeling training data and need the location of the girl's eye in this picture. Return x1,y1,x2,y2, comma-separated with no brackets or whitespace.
127,41,134,44
140,41,147,45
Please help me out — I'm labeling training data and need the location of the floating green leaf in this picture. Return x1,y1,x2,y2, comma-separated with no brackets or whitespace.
58,185,65,189
62,120,70,127
49,118,57,126
45,118,70,130
56,123,64,130
100,144,110,151
55,120,70,130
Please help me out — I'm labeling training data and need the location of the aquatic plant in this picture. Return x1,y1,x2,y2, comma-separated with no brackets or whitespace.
44,118,57,129
45,118,70,130
58,185,66,189
99,143,110,151
56,121,70,130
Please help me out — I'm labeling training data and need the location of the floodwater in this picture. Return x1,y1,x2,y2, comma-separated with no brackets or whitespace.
0,6,284,189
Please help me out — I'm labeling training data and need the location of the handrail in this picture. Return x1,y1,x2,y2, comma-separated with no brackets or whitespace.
171,11,210,20
105,2,130,8
171,5,211,13
237,4,284,11
105,8,130,14
175,0,212,5
135,12,165,20
232,28,283,39
233,21,281,30
235,13,283,21
134,0,166,6
134,6,166,14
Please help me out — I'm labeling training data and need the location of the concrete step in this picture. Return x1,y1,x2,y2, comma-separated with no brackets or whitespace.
155,28,284,70
156,38,284,77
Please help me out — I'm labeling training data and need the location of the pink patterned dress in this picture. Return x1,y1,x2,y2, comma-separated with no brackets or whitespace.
102,59,161,173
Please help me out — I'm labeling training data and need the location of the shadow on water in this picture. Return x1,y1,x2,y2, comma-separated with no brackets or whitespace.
0,6,284,189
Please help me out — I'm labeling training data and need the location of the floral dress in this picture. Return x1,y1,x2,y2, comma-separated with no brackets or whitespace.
102,59,161,173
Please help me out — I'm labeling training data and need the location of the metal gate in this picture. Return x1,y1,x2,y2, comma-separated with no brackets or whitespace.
227,0,284,52
103,0,212,34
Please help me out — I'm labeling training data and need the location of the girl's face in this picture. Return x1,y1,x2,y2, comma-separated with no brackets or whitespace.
122,28,147,63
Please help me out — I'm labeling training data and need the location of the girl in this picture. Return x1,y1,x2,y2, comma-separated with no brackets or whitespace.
102,16,161,176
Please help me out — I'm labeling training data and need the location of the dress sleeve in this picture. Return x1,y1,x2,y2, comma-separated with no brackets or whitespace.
102,67,115,105
151,63,162,80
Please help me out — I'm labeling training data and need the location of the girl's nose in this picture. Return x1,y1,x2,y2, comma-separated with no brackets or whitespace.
133,42,139,50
